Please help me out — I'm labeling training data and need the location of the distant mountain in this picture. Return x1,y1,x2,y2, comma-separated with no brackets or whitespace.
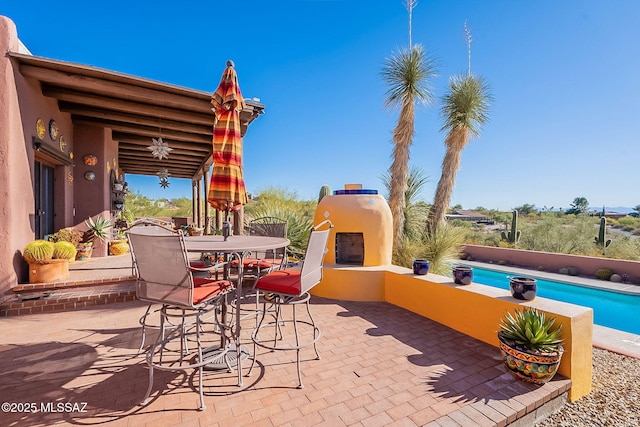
603,207,635,214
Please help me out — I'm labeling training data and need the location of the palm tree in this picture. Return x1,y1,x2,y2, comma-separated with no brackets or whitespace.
426,74,491,233
381,44,436,251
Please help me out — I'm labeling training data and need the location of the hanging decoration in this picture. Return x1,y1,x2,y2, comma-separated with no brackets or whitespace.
157,167,170,180
147,137,173,159
158,168,170,188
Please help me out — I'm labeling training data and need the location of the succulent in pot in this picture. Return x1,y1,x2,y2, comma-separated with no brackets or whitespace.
83,215,112,244
497,307,564,384
22,240,70,283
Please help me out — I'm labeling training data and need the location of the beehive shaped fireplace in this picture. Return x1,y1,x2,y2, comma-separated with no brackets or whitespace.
313,185,392,267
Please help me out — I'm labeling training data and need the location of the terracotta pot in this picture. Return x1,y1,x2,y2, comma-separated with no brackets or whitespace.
29,259,69,283
497,332,564,384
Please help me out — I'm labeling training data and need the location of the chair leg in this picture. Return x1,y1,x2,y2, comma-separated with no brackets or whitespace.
196,313,206,411
137,303,153,355
305,298,321,361
292,303,303,388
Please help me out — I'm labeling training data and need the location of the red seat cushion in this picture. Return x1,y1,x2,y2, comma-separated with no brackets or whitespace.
230,258,281,270
192,278,233,304
255,270,301,295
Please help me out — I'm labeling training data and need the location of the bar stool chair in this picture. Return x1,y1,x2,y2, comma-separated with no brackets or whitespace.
249,220,332,388
128,226,234,410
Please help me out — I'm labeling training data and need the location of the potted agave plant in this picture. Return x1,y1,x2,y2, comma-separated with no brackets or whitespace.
23,239,76,283
497,307,564,384
77,215,112,259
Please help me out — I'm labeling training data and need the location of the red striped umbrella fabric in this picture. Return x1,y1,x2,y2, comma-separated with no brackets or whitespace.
207,61,247,212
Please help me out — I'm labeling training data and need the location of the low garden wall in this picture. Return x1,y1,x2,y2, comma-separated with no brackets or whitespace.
312,264,593,402
463,244,640,284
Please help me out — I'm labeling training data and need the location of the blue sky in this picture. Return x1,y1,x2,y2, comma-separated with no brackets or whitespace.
4,1,640,211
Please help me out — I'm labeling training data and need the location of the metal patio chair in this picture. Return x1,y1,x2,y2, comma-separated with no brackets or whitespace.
249,219,332,388
127,224,234,410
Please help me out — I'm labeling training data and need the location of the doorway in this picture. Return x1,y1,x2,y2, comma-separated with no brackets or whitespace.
34,160,55,239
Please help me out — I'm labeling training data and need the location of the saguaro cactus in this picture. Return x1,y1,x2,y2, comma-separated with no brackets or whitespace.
594,216,612,255
318,185,331,203
501,210,521,245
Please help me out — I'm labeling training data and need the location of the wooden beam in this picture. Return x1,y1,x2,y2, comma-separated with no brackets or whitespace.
58,103,211,135
115,134,211,152
72,116,211,144
21,64,210,111
45,87,214,125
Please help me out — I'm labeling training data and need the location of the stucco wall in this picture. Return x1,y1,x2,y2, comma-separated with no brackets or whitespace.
0,17,31,291
464,244,640,283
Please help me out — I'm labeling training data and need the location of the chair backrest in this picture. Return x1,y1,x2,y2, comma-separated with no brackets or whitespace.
299,220,333,294
128,219,175,235
248,216,287,260
127,226,195,309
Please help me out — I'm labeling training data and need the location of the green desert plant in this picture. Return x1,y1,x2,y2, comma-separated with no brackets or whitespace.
52,241,77,261
23,240,55,264
382,166,430,248
595,268,614,281
381,44,437,252
594,217,612,255
84,216,112,244
498,307,563,353
318,185,331,203
501,210,521,245
427,72,492,233
417,224,466,275
49,227,84,247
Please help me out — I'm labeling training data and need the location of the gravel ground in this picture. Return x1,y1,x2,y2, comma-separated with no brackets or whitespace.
535,348,640,426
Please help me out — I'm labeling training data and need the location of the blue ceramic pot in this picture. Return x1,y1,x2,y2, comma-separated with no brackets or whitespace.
453,266,473,285
413,259,430,275
510,277,537,300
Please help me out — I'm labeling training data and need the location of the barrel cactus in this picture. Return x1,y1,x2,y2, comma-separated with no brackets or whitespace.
53,241,77,261
23,240,55,264
595,268,614,281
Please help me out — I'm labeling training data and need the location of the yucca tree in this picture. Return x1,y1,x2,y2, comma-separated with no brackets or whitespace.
426,74,491,233
381,44,436,251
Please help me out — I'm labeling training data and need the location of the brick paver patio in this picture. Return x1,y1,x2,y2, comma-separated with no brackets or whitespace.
0,293,569,426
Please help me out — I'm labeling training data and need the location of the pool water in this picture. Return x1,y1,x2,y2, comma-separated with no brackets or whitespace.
467,267,640,335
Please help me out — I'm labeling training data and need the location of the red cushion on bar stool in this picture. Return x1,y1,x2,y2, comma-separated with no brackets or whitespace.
192,278,232,304
255,270,301,295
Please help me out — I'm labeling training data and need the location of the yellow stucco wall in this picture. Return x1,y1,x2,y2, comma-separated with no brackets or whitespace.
313,194,393,266
313,265,593,401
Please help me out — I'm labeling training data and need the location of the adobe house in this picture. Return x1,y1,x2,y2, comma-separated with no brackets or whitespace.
0,16,263,289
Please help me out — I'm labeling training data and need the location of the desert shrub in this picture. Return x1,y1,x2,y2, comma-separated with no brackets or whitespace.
606,236,640,261
417,224,466,276
617,216,638,227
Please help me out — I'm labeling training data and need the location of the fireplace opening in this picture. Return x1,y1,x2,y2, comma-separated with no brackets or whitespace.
335,232,364,265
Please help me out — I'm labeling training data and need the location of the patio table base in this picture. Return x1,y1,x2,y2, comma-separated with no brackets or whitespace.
202,343,251,370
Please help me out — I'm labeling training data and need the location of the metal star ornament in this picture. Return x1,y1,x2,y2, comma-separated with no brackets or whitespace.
157,168,170,180
159,177,170,188
147,137,173,159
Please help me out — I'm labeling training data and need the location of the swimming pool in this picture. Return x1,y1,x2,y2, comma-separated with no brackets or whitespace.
466,266,640,335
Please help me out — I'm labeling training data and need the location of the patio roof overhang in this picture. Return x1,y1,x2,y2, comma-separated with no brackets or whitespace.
9,52,264,181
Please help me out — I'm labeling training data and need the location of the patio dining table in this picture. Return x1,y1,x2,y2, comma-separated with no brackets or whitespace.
183,234,290,386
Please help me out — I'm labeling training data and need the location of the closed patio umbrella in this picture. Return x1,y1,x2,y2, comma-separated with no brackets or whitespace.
208,60,247,216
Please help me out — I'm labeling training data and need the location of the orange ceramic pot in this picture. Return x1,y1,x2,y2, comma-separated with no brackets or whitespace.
29,259,69,283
